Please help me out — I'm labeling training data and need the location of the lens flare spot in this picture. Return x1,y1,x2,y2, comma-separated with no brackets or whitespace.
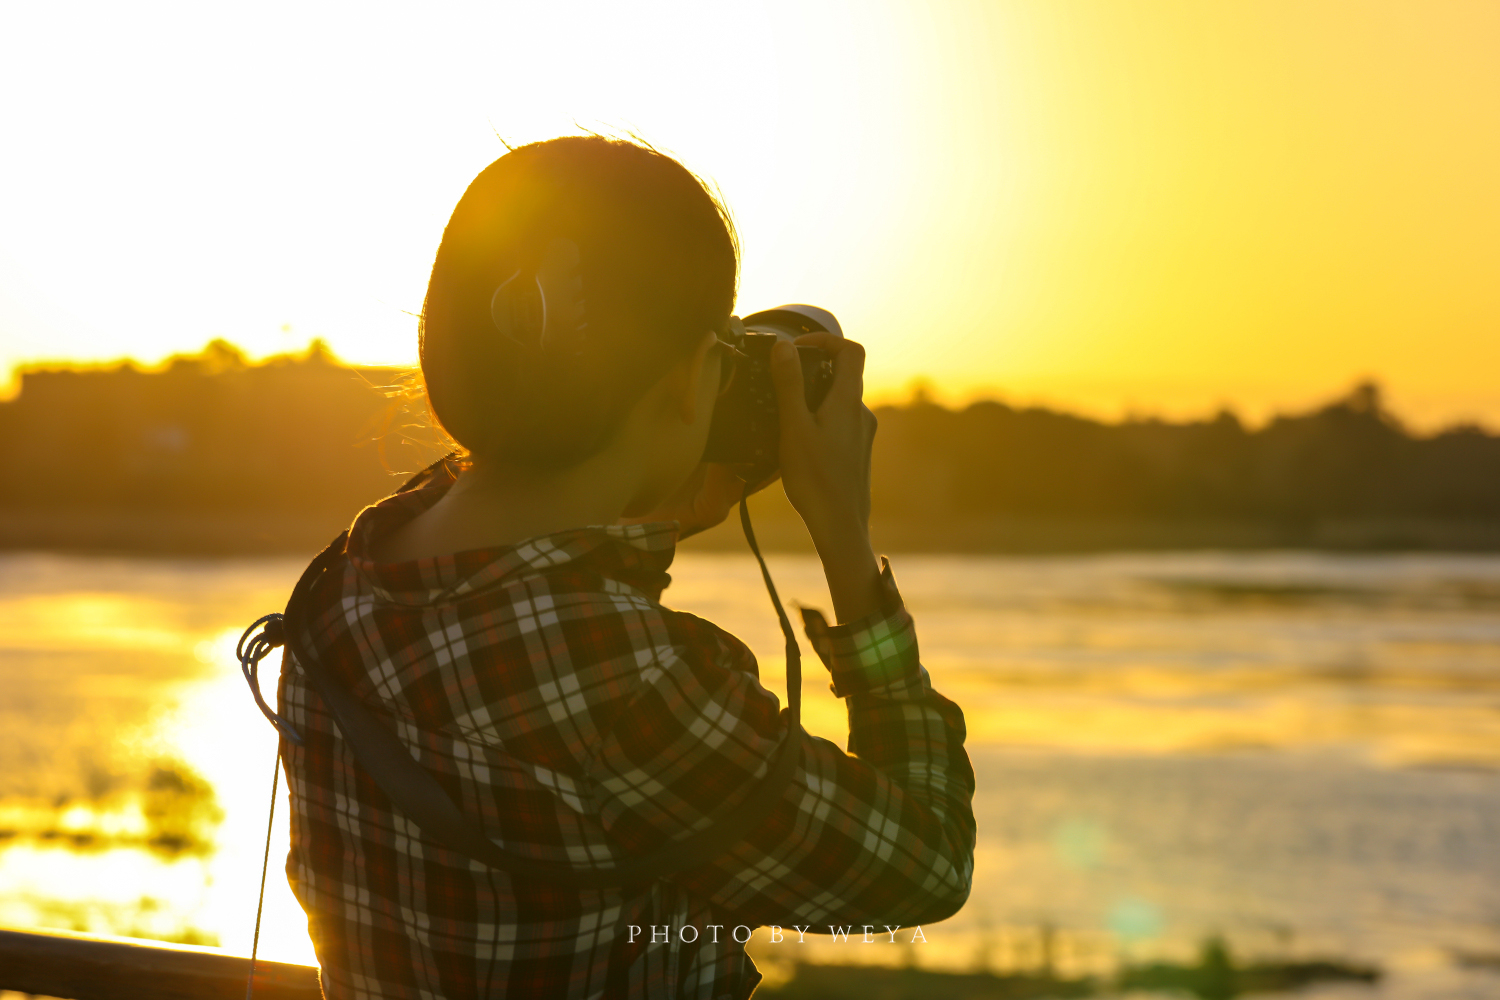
1051,818,1108,870
1109,897,1164,942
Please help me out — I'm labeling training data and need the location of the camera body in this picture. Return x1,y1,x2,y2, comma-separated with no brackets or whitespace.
702,305,840,477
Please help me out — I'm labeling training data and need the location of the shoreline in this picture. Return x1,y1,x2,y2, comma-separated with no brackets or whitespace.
4,506,1500,557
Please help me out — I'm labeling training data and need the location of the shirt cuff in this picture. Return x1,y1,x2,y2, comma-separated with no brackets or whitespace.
798,558,920,698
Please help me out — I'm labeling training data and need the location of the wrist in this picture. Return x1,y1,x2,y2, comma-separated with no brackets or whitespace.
807,520,873,562
809,525,882,624
797,499,868,546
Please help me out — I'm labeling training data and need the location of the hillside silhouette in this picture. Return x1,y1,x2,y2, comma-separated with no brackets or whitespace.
2,341,1498,554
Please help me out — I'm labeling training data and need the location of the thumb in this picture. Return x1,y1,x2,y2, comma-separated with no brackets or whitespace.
770,338,811,427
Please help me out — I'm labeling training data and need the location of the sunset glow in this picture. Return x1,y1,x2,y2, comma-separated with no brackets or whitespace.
4,9,1499,990
1,0,1497,427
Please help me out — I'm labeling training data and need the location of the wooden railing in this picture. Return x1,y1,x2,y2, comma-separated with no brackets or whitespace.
0,926,321,1000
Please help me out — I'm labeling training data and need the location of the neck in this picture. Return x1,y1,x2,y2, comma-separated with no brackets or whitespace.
442,450,641,544
371,447,648,564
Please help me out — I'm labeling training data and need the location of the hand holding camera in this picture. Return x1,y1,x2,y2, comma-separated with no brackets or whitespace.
771,332,883,624
643,302,883,621
771,333,874,542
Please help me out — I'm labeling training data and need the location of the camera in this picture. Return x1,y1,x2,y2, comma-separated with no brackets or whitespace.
702,304,840,476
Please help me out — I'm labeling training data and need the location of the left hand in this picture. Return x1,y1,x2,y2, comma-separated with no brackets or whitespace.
622,463,770,539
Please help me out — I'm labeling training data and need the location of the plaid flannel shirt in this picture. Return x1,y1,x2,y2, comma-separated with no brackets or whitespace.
278,463,975,999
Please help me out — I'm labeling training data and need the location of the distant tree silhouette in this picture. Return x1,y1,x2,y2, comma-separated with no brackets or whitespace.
0,342,441,516
2,343,1498,543
867,380,1500,522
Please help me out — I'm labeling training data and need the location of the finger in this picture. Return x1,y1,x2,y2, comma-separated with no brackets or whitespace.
792,331,847,353
649,463,704,516
702,463,748,504
743,467,782,496
770,338,814,429
827,338,866,404
794,333,866,404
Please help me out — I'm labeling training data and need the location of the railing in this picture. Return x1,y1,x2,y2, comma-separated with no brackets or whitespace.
0,926,321,1000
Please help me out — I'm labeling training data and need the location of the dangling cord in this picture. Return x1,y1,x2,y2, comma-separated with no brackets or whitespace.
245,747,281,1000
739,498,801,726
238,614,302,745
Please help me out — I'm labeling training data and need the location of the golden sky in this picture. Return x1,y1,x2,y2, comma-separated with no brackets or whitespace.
1,1,1496,427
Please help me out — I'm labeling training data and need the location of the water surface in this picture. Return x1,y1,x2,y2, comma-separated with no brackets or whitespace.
1,550,1497,998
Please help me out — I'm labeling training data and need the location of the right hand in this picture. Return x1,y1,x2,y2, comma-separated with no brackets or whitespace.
769,332,878,549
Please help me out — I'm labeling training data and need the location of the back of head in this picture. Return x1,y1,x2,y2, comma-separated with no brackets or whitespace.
420,136,739,468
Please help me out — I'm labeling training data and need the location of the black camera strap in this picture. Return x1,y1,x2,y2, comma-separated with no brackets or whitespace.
238,498,803,892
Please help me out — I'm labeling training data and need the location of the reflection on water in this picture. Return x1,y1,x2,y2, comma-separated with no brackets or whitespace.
0,758,222,858
2,550,1499,997
0,553,306,959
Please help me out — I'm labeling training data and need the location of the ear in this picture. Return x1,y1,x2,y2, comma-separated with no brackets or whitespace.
661,331,718,425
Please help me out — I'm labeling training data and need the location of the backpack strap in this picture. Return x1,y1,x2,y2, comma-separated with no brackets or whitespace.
265,523,803,890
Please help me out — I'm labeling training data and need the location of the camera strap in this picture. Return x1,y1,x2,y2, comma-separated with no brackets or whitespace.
237,499,804,894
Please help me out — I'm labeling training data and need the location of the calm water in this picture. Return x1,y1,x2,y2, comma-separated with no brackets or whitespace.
1,549,1498,998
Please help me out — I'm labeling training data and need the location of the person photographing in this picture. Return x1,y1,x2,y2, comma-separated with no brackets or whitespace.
270,135,975,999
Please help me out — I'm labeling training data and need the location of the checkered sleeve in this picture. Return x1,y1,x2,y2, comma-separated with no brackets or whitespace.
801,561,975,840
584,564,975,931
